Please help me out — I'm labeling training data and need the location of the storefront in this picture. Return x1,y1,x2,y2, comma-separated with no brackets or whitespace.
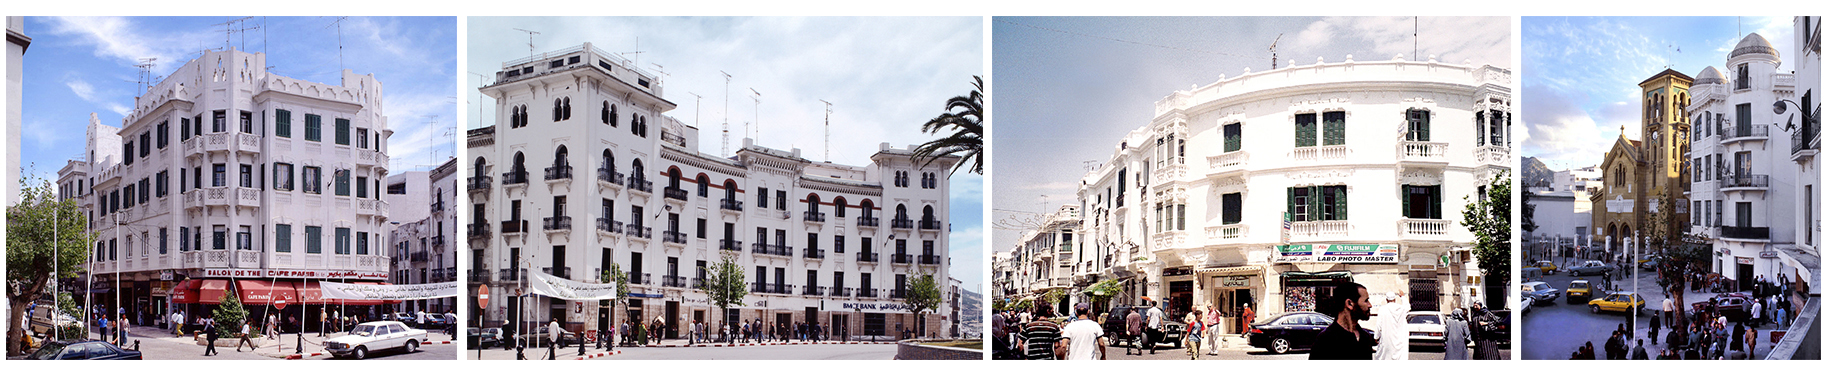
1196,265,1263,334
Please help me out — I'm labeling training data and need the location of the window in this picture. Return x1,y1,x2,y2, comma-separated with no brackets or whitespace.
1735,103,1752,135
213,225,226,250
834,198,847,217
776,190,786,210
157,121,168,148
1401,185,1443,219
757,187,769,208
335,227,351,254
302,166,321,193
356,176,368,198
1406,109,1430,141
1223,123,1242,152
240,111,253,133
276,224,291,253
834,235,845,253
275,109,291,138
696,175,709,197
603,102,618,126
1735,202,1753,227
212,164,226,187
356,232,368,255
212,110,226,133
1295,113,1317,147
861,237,872,255
305,114,322,141
155,170,168,197
1736,64,1751,90
181,117,191,141
237,226,252,250
1287,185,1348,221
301,226,320,253
123,141,133,165
274,163,294,191
1322,111,1346,145
158,228,167,254
240,164,253,188
335,170,350,196
179,227,189,252
138,133,150,158
356,127,369,148
334,118,351,145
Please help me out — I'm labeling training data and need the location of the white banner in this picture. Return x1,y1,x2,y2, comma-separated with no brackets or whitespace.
319,281,460,300
529,269,618,301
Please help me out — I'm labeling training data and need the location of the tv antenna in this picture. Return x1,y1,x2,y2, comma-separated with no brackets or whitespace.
1269,33,1282,69
324,17,349,72
212,17,260,52
133,58,158,97
749,88,762,145
512,28,540,60
1083,160,1100,172
621,37,646,68
720,71,732,156
819,99,833,161
649,62,669,85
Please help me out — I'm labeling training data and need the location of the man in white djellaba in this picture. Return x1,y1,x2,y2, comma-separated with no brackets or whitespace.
1373,291,1410,360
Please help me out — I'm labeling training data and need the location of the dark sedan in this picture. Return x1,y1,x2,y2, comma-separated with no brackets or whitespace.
1248,311,1354,354
25,340,143,360
1098,306,1186,348
467,327,503,349
1691,293,1755,322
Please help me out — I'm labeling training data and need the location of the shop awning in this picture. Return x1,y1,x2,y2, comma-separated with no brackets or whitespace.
170,280,200,304
236,280,300,306
1280,271,1353,283
196,279,231,305
296,281,394,306
1197,265,1265,276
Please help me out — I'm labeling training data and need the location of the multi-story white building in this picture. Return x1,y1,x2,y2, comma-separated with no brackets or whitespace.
65,48,394,326
7,16,26,208
1685,33,1801,289
467,43,957,340
999,205,1079,304
1072,55,1510,335
389,158,458,314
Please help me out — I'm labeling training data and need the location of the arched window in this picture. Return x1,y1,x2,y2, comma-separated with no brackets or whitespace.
833,197,848,217
511,152,526,173
723,179,738,202
562,97,572,120
860,200,875,219
806,194,821,214
553,99,563,122
922,205,936,222
601,149,615,175
554,145,570,167
473,157,487,177
603,101,616,126
895,204,908,220
631,159,646,181
667,167,683,189
696,173,710,197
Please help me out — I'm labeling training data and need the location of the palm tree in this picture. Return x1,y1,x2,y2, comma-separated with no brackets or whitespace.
913,76,983,175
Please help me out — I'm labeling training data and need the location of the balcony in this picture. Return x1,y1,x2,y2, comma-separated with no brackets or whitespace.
718,239,743,251
1291,220,1350,239
1292,145,1348,161
626,226,652,239
545,165,573,181
358,148,387,167
662,275,688,288
596,218,623,235
801,285,825,296
597,168,624,190
1207,151,1248,176
804,248,825,259
660,129,687,147
467,175,492,193
497,268,521,282
750,243,791,257
803,211,826,223
1475,145,1509,167
828,287,853,297
1794,123,1819,160
892,253,913,264
1398,218,1452,239
468,222,491,240
542,266,571,279
500,219,527,234
1397,141,1449,164
502,170,529,186
1720,226,1771,240
430,200,445,213
1723,124,1770,144
691,278,709,290
662,230,688,245
750,282,790,294
663,187,689,202
1736,76,1754,91
920,219,942,231
431,235,446,249
629,273,651,285
1721,174,1770,191
1206,223,1247,240
628,177,653,194
543,216,572,232
857,216,879,227
856,288,879,298
857,252,879,263
467,269,492,284
720,198,744,212
891,218,914,229
889,289,908,299
356,198,388,217
918,254,941,265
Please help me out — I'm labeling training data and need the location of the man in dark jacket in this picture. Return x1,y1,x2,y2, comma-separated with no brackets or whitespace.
1123,307,1144,355
1309,282,1376,360
1603,330,1624,359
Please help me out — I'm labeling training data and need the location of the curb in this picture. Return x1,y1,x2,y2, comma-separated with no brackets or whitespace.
572,350,622,360
647,341,895,347
285,352,330,360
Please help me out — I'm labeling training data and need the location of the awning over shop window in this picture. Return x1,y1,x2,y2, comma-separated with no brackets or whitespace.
1197,265,1264,276
1280,271,1353,285
196,279,231,305
170,280,200,304
235,280,300,306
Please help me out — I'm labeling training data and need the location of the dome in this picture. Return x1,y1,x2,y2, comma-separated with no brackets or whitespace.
1694,66,1728,85
1729,33,1780,59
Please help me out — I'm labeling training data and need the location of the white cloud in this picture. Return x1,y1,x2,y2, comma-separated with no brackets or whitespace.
1293,20,1334,51
63,75,130,116
1319,16,1510,66
42,16,210,75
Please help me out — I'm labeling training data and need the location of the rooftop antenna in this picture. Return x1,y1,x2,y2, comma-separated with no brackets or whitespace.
819,99,833,161
1269,33,1282,69
512,28,540,61
650,62,669,85
212,17,255,51
133,58,158,97
749,88,762,145
324,17,348,73
1414,17,1419,62
720,71,732,156
621,37,646,69
1083,160,1099,172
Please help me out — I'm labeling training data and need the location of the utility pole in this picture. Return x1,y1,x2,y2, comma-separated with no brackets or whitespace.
750,88,762,145
819,100,833,161
325,17,349,73
688,92,703,132
720,71,732,156
1268,33,1282,69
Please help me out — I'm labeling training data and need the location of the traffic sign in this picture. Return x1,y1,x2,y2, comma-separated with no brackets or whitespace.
477,285,491,307
274,299,288,310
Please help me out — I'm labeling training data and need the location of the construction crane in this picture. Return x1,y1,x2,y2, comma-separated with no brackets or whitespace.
1269,33,1283,69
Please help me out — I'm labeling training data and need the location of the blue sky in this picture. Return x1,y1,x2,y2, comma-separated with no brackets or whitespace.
991,17,1510,254
1521,16,1795,171
467,17,985,292
19,16,459,181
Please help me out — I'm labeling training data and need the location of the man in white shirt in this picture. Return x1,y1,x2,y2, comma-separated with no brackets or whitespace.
547,318,562,360
1144,303,1163,354
1373,292,1410,360
171,311,185,336
1058,303,1106,360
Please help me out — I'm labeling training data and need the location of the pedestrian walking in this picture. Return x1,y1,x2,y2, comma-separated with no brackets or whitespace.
172,310,185,336
1144,303,1163,355
202,317,219,356
1373,292,1410,360
1183,309,1203,360
1443,308,1470,360
1648,311,1661,345
318,308,328,337
235,319,255,352
546,318,560,360
1308,282,1375,360
1057,303,1105,360
1123,306,1143,355
1015,301,1062,360
1630,339,1649,360
116,314,130,346
98,315,110,343
1203,304,1222,356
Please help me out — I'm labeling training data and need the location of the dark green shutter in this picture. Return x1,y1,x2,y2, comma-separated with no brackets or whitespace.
1287,187,1295,222
1401,185,1411,218
1336,186,1348,220
1429,185,1442,219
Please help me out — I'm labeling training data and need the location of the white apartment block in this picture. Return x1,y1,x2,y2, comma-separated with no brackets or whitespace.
66,48,394,326
1782,17,1821,301
389,159,458,314
1000,205,1079,303
1072,55,1510,334
7,16,26,208
1684,33,1805,290
468,43,957,340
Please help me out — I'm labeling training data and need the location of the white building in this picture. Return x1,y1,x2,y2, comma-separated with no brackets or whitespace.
468,43,958,340
64,48,394,326
1073,55,1510,335
7,16,27,207
1684,33,1801,289
1782,17,1821,301
389,158,458,314
1525,166,1599,261
998,205,1079,304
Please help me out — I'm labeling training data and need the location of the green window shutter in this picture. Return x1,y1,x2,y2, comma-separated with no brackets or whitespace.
1401,185,1411,218
1429,185,1442,219
1418,113,1430,141
335,118,351,145
275,110,291,138
1286,187,1295,222
1335,186,1348,220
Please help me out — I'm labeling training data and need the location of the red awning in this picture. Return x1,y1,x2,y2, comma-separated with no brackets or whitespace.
196,279,231,305
296,281,387,306
235,280,300,306
170,279,201,304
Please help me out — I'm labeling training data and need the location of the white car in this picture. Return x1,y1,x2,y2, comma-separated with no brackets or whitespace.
1405,311,1447,347
325,321,428,359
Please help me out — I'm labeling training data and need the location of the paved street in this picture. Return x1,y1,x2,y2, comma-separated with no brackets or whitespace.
1092,334,1506,360
1521,258,1775,360
71,322,458,360
469,340,898,360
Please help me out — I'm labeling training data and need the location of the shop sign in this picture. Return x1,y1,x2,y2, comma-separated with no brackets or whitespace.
201,268,387,280
1736,257,1753,265
159,270,175,281
1222,276,1250,287
1759,250,1779,259
837,301,911,313
1276,244,1399,263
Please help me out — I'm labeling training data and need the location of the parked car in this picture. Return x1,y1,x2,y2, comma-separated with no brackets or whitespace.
1568,261,1615,276
1534,260,1559,274
1520,281,1560,305
1521,267,1544,282
1405,311,1447,347
325,321,428,359
1588,292,1645,314
467,327,502,349
1098,305,1186,348
1567,280,1595,303
1483,310,1512,345
1520,296,1534,315
1690,292,1754,322
24,340,143,360
515,326,583,348
1247,311,1368,354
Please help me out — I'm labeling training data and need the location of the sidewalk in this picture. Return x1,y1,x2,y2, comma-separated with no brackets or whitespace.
1599,265,1783,359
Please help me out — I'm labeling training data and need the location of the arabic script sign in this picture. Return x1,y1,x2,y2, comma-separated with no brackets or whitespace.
319,281,459,300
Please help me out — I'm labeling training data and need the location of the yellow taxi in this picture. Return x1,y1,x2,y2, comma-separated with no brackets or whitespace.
1566,280,1593,303
1588,291,1644,314
1534,260,1558,274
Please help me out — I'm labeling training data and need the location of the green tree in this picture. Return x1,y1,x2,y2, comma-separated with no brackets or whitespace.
1084,278,1123,312
213,289,249,339
1645,195,1704,329
600,261,631,337
912,76,983,175
701,250,746,330
904,271,943,338
6,176,91,356
1460,172,1512,309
